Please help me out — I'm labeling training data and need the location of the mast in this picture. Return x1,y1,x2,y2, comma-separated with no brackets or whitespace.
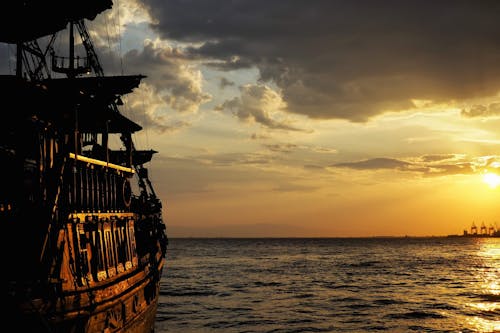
16,42,22,77
48,17,144,172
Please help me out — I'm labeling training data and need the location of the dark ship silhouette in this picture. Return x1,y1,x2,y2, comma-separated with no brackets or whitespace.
1,1,168,332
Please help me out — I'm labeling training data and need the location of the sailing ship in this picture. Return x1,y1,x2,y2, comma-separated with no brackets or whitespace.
1,1,168,332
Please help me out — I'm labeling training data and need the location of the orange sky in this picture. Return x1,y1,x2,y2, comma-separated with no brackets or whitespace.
150,150,499,237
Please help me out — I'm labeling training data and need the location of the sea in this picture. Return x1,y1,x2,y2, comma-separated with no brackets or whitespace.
154,237,500,333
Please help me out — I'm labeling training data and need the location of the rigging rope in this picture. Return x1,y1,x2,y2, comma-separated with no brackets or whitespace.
104,15,113,61
116,0,124,76
141,96,150,154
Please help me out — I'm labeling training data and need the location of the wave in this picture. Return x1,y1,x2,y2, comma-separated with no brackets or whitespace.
385,311,446,319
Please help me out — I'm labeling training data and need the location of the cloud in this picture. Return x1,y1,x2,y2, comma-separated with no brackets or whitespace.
461,103,500,118
264,144,298,153
331,155,493,177
88,0,153,44
420,154,459,162
219,77,235,89
426,163,474,176
124,82,192,133
140,0,500,122
83,34,212,132
94,39,211,132
123,40,211,113
250,132,271,140
333,158,411,170
263,143,337,156
311,147,338,154
216,84,303,131
304,164,326,171
271,184,319,193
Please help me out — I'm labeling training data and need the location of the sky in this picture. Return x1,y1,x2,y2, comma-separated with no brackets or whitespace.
3,0,500,237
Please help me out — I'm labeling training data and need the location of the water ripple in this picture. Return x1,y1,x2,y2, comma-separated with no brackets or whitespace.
155,237,500,333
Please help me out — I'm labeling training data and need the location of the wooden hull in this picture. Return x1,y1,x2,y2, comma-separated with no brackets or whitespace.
6,258,164,333
4,211,167,333
7,297,160,333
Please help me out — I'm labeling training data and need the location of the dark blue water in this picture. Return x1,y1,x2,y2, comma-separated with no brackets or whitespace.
154,237,500,332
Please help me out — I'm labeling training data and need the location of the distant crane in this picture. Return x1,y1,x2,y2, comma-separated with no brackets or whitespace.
488,224,495,236
480,222,487,235
463,221,500,237
471,222,478,235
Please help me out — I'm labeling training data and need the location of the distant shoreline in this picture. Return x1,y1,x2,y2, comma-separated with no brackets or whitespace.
167,235,500,239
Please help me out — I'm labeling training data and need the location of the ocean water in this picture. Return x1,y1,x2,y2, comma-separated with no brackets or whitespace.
154,237,500,333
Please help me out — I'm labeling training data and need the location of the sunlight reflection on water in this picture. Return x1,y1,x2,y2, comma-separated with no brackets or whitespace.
463,240,500,333
465,316,500,333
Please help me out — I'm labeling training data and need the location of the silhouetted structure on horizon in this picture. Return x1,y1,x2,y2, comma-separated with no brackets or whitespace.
462,221,500,237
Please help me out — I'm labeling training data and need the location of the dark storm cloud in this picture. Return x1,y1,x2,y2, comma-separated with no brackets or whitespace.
140,0,500,122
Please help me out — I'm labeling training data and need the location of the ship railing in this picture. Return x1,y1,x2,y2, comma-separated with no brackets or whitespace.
51,53,91,75
69,214,139,285
65,153,134,213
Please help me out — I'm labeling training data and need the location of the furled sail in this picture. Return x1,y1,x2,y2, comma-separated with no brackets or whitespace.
0,0,113,43
0,74,144,133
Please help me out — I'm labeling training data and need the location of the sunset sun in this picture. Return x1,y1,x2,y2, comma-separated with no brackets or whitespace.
483,172,500,189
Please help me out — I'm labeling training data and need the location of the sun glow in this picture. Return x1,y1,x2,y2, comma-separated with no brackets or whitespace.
483,172,500,189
